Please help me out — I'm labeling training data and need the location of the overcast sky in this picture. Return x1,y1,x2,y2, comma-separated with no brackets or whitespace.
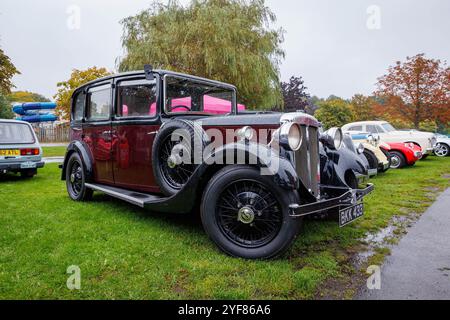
0,0,449,100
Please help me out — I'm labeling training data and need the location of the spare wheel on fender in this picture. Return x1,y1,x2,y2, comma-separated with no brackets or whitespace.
152,119,208,196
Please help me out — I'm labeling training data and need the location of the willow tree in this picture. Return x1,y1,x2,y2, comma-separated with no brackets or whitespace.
119,0,285,109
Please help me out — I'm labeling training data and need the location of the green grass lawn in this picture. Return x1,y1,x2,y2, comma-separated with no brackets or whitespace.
42,146,67,158
0,157,449,299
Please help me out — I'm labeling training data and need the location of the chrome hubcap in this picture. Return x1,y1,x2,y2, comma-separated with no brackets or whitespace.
70,173,75,183
237,207,255,224
435,144,448,157
390,155,400,168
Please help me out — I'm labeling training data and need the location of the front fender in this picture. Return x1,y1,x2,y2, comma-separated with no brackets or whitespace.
198,142,299,190
61,140,94,182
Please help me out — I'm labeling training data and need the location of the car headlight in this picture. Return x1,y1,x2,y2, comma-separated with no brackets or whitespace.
236,126,254,141
319,127,343,150
356,143,365,154
278,122,302,151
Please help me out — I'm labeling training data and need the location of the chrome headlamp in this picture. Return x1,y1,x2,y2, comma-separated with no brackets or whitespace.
236,126,254,141
356,143,365,154
277,122,302,151
320,127,343,150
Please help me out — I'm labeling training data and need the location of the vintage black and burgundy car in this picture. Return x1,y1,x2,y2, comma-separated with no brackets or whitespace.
61,66,373,259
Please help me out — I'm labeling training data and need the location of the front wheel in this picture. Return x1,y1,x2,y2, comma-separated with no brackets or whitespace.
434,143,449,157
65,153,93,201
201,166,302,259
389,151,406,169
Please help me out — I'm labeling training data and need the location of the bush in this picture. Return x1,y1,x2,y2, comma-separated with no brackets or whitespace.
314,98,354,129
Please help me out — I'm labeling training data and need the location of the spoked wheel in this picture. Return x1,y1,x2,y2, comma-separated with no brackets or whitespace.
152,120,207,196
216,180,283,248
66,153,93,201
159,134,196,191
201,166,302,259
434,143,449,157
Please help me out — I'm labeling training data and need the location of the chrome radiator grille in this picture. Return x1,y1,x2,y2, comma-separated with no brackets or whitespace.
293,125,320,198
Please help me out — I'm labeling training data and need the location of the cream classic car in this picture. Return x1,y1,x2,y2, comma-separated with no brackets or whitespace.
342,121,436,158
350,133,390,173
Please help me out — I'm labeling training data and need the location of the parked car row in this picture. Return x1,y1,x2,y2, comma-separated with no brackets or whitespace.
340,120,446,173
1,67,446,260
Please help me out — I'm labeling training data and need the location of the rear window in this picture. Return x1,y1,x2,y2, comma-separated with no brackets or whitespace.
0,122,35,144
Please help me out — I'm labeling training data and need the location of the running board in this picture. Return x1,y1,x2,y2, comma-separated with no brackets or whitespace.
85,183,164,207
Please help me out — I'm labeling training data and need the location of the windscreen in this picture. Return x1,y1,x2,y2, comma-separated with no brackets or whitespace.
0,122,35,144
165,76,236,115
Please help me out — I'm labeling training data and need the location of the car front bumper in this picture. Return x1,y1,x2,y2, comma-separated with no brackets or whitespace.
0,161,45,171
288,183,374,217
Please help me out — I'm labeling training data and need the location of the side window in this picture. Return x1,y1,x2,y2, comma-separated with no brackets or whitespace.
117,80,157,117
350,125,362,131
376,125,384,133
366,125,378,134
87,85,111,121
72,92,85,122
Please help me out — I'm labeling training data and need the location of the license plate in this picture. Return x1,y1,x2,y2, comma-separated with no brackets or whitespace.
20,161,37,169
339,203,364,227
0,149,19,156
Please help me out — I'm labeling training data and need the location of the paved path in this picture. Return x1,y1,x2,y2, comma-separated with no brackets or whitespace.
41,143,68,147
358,188,450,300
43,157,64,163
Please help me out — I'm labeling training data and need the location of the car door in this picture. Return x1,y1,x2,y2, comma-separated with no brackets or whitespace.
111,76,161,193
84,83,114,184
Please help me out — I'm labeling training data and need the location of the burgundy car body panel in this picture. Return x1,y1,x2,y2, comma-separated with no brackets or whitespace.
112,123,161,193
82,124,114,184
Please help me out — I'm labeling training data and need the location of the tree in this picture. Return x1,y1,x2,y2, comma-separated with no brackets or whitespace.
350,94,376,121
280,76,310,112
54,67,111,120
8,91,50,103
0,93,14,119
119,0,285,109
0,47,20,94
375,54,450,129
314,98,355,129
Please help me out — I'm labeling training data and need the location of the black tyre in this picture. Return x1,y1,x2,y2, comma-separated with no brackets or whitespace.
66,153,93,201
201,166,302,259
389,151,406,169
434,143,449,157
421,154,429,160
152,120,207,196
363,150,378,170
20,169,36,178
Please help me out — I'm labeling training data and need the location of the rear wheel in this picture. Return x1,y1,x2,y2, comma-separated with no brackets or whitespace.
66,153,93,201
389,151,406,169
434,143,449,157
201,166,302,259
20,169,36,178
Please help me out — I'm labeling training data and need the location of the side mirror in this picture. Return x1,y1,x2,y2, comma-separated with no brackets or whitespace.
144,64,155,81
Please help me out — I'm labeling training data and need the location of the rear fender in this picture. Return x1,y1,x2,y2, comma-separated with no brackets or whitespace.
61,140,94,181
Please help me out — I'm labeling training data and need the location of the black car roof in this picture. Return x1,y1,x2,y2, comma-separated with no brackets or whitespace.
74,69,237,94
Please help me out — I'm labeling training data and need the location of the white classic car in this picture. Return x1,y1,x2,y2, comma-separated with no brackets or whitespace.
434,134,450,157
341,121,437,157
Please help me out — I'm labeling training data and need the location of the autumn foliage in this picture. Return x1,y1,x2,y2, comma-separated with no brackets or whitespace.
54,67,111,120
374,54,449,129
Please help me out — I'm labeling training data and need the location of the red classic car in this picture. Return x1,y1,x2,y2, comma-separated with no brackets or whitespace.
60,66,373,259
380,142,422,168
